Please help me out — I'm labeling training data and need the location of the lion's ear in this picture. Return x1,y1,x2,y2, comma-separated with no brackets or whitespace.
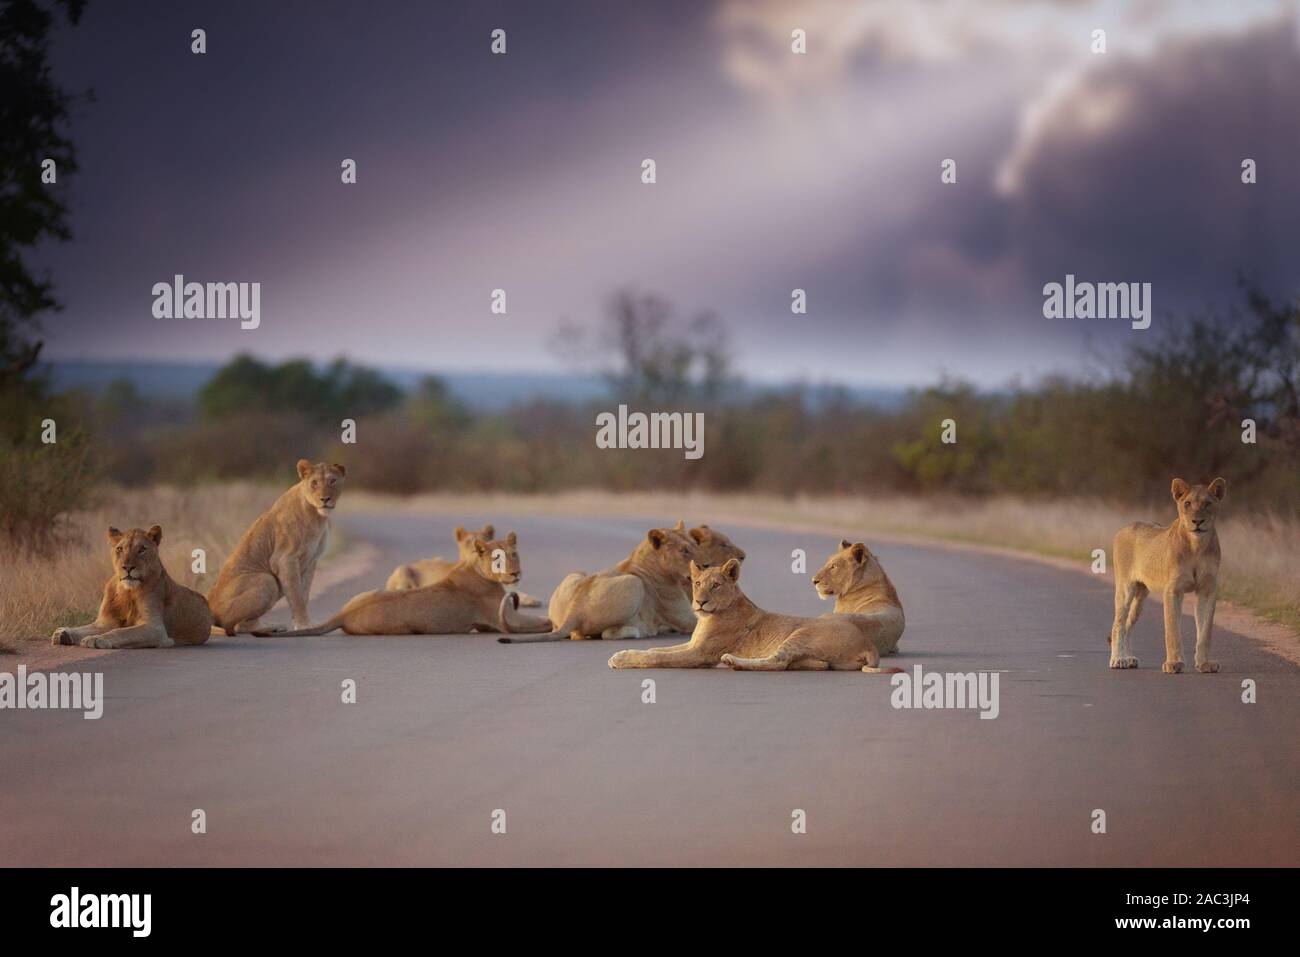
481,524,495,539
107,526,122,542
1171,478,1190,500
506,531,517,546
1209,477,1227,501
689,559,700,577
722,558,741,581
689,527,707,544
840,538,852,550
850,543,868,564
331,463,347,477
146,525,163,545
674,519,685,532
647,529,667,549
454,526,468,542
296,459,313,479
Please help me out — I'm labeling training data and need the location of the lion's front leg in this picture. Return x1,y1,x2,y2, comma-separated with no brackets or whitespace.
1194,585,1218,673
608,642,715,669
52,589,117,645
52,621,110,646
1161,585,1186,674
81,622,174,649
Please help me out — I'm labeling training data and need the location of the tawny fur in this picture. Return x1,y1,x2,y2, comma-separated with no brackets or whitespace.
207,459,345,635
51,526,212,649
257,532,550,636
498,521,744,644
385,523,542,606
812,539,905,655
1107,477,1227,674
608,559,904,673
687,524,747,567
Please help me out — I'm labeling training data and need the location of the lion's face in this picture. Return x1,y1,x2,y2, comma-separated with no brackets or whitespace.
1172,477,1227,537
108,525,164,590
472,532,522,584
297,459,347,516
454,524,495,562
688,525,746,568
690,558,743,615
813,539,878,600
644,525,700,586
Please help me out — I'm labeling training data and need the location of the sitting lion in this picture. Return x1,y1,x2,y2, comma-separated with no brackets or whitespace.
51,526,212,649
812,539,905,655
385,523,542,606
258,531,550,636
1108,477,1227,674
207,458,345,635
498,520,726,644
609,559,903,672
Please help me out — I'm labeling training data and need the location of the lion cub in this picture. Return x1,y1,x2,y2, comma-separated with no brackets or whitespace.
812,539,905,655
208,458,345,635
260,532,550,636
609,559,903,672
1108,477,1227,674
385,523,542,606
499,521,740,643
51,526,212,649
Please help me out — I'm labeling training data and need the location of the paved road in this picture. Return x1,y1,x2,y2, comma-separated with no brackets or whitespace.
3,509,1297,866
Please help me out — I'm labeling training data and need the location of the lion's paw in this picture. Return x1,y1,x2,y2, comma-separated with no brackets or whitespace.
51,627,72,646
1196,660,1219,674
720,653,738,669
1109,657,1136,670
608,651,631,669
1162,660,1184,674
79,635,102,648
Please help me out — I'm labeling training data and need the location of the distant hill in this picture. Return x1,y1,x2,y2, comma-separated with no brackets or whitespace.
45,359,906,411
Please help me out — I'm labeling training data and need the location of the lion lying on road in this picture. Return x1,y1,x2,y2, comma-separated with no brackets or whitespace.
608,559,904,672
257,531,550,636
385,523,542,606
207,459,346,635
51,526,212,649
498,521,743,644
1108,477,1227,674
813,539,905,655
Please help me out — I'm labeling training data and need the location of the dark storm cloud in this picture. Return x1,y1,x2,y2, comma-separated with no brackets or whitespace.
28,0,1300,386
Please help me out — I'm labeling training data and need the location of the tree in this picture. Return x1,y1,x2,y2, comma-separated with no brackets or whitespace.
0,0,89,390
551,289,736,406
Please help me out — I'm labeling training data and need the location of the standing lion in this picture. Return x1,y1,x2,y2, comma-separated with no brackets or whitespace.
1108,477,1227,673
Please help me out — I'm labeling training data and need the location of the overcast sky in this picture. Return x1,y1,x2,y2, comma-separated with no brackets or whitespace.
35,0,1300,387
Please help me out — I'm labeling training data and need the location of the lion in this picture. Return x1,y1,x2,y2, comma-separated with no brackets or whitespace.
51,526,212,649
498,520,719,644
1108,477,1227,674
687,524,747,567
385,523,542,606
609,559,904,672
256,531,550,636
207,459,346,635
812,539,905,655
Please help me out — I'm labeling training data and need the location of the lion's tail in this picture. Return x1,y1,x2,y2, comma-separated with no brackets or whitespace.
251,615,345,637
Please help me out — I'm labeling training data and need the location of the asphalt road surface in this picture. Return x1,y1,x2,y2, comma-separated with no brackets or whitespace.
3,509,1297,866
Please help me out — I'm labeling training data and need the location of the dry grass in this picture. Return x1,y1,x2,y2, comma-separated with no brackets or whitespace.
348,489,1300,636
0,483,278,650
